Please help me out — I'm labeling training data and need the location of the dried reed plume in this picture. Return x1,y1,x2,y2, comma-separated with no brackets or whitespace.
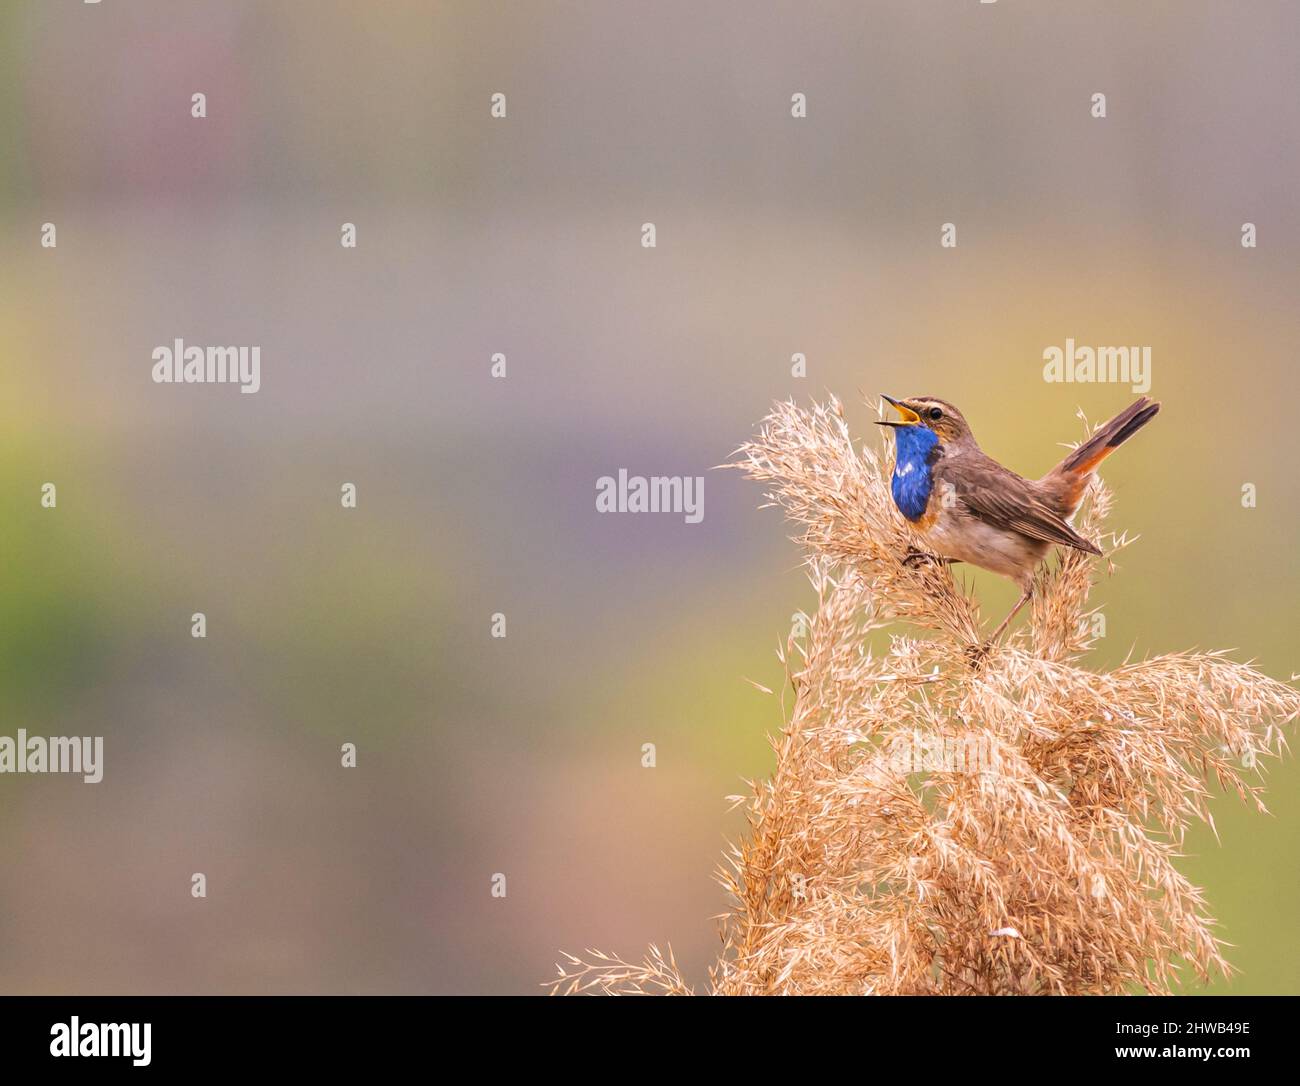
551,396,1297,995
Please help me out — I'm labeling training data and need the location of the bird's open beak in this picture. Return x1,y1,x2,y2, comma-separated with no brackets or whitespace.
876,394,921,427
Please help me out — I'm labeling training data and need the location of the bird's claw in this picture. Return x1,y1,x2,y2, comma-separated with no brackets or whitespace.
903,549,940,570
964,640,994,669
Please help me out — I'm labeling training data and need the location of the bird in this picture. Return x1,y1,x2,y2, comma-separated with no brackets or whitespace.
877,394,1160,643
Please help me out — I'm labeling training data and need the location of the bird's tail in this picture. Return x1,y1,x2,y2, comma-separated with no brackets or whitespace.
1052,397,1160,477
1046,397,1160,510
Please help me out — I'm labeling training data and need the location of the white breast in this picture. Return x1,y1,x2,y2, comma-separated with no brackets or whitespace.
916,500,1047,585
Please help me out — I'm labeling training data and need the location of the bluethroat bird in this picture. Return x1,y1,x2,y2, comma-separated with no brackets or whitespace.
878,394,1160,643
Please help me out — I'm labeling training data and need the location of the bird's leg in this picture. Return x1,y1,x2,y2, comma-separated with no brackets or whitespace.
966,586,1033,669
987,585,1033,643
903,549,953,569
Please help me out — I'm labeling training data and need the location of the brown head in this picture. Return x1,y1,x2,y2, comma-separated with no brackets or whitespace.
876,395,976,447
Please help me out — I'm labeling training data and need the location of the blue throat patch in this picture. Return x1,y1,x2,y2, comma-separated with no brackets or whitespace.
891,425,939,522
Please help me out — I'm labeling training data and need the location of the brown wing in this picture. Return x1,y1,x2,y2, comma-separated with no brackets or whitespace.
936,453,1102,555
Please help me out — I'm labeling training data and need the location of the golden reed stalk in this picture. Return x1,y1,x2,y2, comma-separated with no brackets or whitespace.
552,397,1297,995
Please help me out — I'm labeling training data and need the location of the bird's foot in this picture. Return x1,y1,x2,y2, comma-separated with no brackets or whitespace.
902,548,944,570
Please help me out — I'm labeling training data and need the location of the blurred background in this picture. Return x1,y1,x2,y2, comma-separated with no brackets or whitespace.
1,1,1297,994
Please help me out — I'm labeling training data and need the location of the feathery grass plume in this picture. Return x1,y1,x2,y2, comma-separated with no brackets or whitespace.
550,396,1298,995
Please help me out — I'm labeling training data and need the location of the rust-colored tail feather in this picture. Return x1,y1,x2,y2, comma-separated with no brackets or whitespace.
1054,397,1160,479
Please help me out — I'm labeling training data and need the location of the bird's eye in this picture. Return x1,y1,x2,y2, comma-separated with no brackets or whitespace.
928,407,943,421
